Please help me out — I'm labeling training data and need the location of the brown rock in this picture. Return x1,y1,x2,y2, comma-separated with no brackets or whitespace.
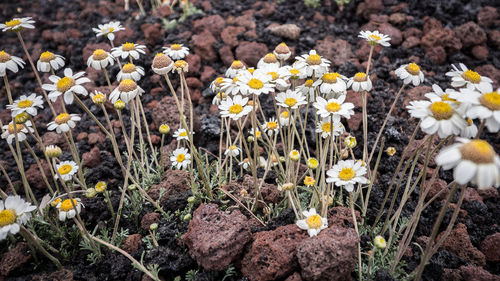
327,206,360,228
192,15,226,37
82,146,100,168
31,269,74,281
454,22,487,48
0,242,31,277
437,223,486,266
477,6,499,27
191,30,217,62
346,112,362,131
222,174,280,206
150,95,199,132
268,24,301,40
229,13,256,30
403,27,422,39
481,233,500,262
221,26,246,47
389,13,406,25
478,187,499,200
141,213,160,231
52,31,66,44
489,30,500,50
378,23,403,45
148,170,190,203
285,272,303,281
424,178,449,201
426,46,447,65
235,41,268,67
182,204,251,271
200,66,216,83
122,234,143,254
423,17,442,34
88,132,106,145
356,0,383,20
402,36,420,49
297,226,359,281
241,224,308,281
25,160,51,190
459,265,500,281
140,23,162,45
186,77,203,89
471,45,489,60
219,45,235,66
315,38,353,67
356,41,382,61
255,1,276,17
475,64,500,88
185,54,201,76
464,187,483,203
421,28,462,53
152,5,171,17
41,132,66,148
201,1,212,12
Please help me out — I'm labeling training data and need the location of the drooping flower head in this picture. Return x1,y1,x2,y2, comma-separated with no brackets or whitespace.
109,79,145,103
395,62,425,86
1,121,34,144
151,53,174,75
0,50,25,77
347,72,372,92
87,49,114,70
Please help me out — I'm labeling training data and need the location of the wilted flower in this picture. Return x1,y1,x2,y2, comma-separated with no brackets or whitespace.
45,145,62,158
87,49,114,70
395,62,425,86
109,79,145,103
151,53,174,75
273,42,291,61
1,121,34,144
347,72,372,92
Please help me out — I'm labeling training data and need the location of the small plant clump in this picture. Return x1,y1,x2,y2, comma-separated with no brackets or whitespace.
0,7,498,281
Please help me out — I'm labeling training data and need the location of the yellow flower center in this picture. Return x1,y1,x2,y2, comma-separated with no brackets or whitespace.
266,121,278,130
179,131,187,137
6,19,21,28
118,79,137,92
281,111,289,118
354,72,367,82
92,93,106,104
122,42,135,51
50,198,61,207
40,51,55,62
304,79,314,87
479,91,500,111
322,72,341,83
174,60,188,69
326,102,341,112
305,214,323,229
459,140,495,164
55,113,71,125
405,63,420,75
231,60,244,69
176,153,185,163
95,181,107,192
170,44,182,51
92,49,108,60
429,101,454,120
368,34,381,41
59,199,77,212
321,122,331,133
122,63,136,73
0,50,12,63
263,53,278,63
58,164,73,175
56,77,75,92
284,97,297,107
304,176,316,186
289,69,300,76
339,167,356,181
462,70,481,84
229,104,243,114
306,54,322,65
267,72,278,80
8,123,25,134
18,99,33,108
105,27,114,34
214,77,224,87
0,209,16,227
248,78,264,89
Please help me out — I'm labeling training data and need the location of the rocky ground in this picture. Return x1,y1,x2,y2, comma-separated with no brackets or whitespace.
0,0,500,280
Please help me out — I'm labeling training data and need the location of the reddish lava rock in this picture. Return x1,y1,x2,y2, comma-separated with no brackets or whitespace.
437,223,486,266
148,170,190,203
475,64,500,88
191,30,217,62
480,233,500,262
443,265,500,281
25,160,51,190
121,234,142,254
327,206,360,228
356,0,383,20
314,38,353,67
31,269,74,281
285,272,303,281
222,174,280,206
471,45,489,60
185,54,201,76
296,225,359,281
219,45,235,66
235,41,269,67
182,204,251,271
378,23,402,46
140,213,160,231
150,95,199,132
192,15,226,37
221,26,246,47
0,242,31,277
403,85,432,108
140,23,162,45
477,6,499,27
241,224,308,281
454,21,487,48
82,146,101,168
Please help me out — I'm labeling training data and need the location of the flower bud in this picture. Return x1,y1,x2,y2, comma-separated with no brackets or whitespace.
150,223,158,231
86,188,97,198
183,213,192,221
187,196,196,203
280,182,295,191
374,235,386,249
128,184,137,191
114,100,126,110
306,158,319,169
14,112,30,124
159,124,170,134
50,198,62,208
95,181,107,193
289,150,300,162
344,135,357,148
45,145,62,158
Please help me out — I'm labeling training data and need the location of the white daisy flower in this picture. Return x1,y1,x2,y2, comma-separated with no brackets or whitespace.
171,147,191,169
237,69,275,96
406,94,467,138
456,88,500,133
224,145,240,157
266,70,290,91
347,72,372,92
257,53,280,71
210,77,225,93
239,158,251,170
296,208,328,237
0,196,36,240
279,110,290,126
111,42,146,61
212,92,227,105
42,68,90,104
1,121,34,144
313,72,348,95
0,17,35,32
294,50,330,78
275,89,307,109
460,118,478,138
225,60,246,78
56,198,82,221
163,43,189,60
358,30,391,47
249,128,262,140
326,160,368,192
262,117,279,136
87,49,114,70
0,50,25,77
218,95,252,121
436,139,500,189
117,63,145,81
313,95,355,120
173,128,192,141
7,93,44,117
395,62,425,86
220,77,242,96
297,79,316,100
109,79,145,103
92,21,124,41
273,43,291,61
315,118,345,139
151,53,174,75
37,51,65,73
446,63,493,93
279,64,307,80
54,161,79,182
47,113,81,134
